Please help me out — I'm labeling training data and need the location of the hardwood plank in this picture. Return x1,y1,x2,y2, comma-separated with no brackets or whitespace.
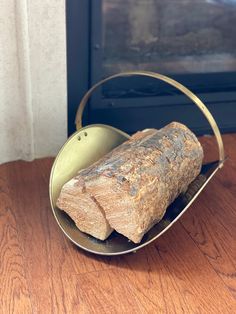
0,168,33,313
198,135,236,245
180,187,236,297
182,134,236,298
0,134,236,313
69,222,236,313
4,159,115,313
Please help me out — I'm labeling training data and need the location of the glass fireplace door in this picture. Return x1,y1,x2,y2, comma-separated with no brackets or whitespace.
67,0,236,135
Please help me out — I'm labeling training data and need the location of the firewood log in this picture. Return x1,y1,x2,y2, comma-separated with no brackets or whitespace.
57,122,203,243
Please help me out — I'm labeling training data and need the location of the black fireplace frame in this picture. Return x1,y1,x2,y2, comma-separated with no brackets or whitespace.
67,0,236,136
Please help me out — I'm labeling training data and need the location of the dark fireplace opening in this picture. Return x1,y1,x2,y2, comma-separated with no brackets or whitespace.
67,0,236,136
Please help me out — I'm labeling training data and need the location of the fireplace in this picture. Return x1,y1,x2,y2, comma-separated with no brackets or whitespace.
67,0,236,135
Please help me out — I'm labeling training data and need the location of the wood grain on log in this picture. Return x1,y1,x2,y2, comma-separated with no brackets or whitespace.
57,122,203,243
56,177,113,240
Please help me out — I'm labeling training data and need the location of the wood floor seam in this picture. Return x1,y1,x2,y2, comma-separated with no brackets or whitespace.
1,134,236,313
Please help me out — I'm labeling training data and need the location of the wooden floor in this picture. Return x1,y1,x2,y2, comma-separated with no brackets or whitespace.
0,134,236,313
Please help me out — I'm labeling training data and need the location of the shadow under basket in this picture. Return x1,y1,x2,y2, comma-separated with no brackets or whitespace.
49,71,225,256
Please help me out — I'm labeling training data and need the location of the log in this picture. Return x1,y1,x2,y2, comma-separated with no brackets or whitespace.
56,129,154,240
57,122,203,243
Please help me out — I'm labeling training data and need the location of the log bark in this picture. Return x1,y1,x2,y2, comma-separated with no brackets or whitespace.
57,122,203,243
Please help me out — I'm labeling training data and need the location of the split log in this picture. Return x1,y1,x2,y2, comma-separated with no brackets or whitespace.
57,122,203,243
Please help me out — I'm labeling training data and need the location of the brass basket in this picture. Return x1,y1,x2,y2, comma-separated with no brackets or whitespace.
49,71,225,256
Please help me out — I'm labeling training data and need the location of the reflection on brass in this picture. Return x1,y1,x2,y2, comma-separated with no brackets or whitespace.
49,71,225,256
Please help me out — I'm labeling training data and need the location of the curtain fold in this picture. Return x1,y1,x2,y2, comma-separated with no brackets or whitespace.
0,0,67,164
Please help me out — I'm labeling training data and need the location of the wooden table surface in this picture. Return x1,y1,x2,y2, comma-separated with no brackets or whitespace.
0,134,236,313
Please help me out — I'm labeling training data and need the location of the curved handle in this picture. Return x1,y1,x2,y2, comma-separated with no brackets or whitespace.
75,71,225,163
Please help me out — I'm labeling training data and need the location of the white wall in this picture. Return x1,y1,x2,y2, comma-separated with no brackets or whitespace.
0,0,67,164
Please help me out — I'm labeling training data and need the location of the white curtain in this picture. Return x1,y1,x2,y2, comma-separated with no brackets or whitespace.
0,0,67,164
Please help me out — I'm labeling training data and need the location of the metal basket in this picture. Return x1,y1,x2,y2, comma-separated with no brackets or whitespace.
49,71,225,256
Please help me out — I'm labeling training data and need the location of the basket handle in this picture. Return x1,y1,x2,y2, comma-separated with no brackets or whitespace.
75,71,225,163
